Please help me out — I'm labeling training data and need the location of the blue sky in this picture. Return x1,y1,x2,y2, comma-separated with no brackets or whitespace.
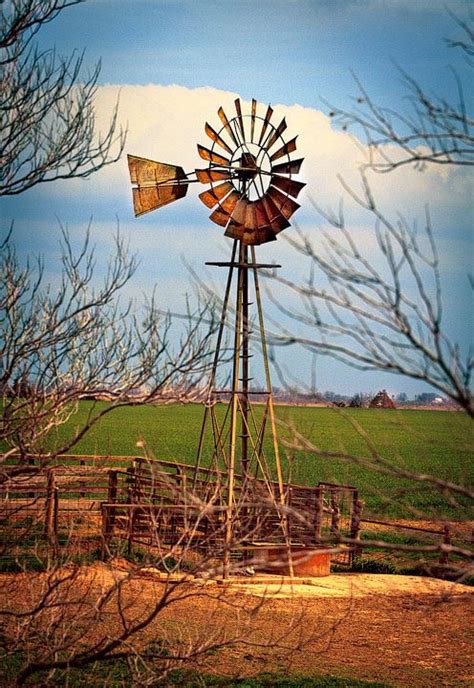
2,0,473,397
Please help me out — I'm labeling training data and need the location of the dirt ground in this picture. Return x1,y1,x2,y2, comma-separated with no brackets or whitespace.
1,563,472,687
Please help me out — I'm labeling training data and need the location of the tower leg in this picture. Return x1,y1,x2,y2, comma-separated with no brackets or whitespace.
251,246,294,577
223,245,244,578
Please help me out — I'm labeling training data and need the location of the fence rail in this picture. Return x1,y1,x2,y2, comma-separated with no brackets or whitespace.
1,453,362,568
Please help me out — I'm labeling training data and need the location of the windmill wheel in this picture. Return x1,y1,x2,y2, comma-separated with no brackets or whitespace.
196,98,305,245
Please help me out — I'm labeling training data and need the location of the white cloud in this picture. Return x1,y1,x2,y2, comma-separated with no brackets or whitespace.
22,83,470,302
80,83,469,226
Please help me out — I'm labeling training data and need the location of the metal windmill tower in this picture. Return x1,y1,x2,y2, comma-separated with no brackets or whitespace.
128,98,305,574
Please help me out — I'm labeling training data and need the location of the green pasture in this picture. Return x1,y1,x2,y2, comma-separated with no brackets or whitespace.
41,402,473,520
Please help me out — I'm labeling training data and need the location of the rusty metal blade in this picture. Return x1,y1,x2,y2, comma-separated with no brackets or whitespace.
205,122,233,155
128,154,187,185
217,106,239,146
244,230,260,245
271,158,304,175
195,168,231,184
234,97,245,140
261,195,291,233
210,207,231,227
263,117,287,151
269,214,291,234
261,194,281,223
197,144,230,166
219,190,241,214
199,181,234,209
267,185,300,219
225,223,256,245
132,183,187,216
271,174,306,198
250,98,257,142
254,198,271,228
229,197,249,226
270,137,298,162
244,203,258,231
256,227,277,243
258,104,273,146
224,223,245,240
226,198,281,245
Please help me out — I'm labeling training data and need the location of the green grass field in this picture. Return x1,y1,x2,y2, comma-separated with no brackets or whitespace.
40,401,473,520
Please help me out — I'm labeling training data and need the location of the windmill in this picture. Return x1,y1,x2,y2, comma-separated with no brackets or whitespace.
128,98,305,575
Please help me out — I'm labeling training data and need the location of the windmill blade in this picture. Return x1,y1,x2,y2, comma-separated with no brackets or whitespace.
198,181,234,209
229,197,249,226
256,227,277,243
250,98,257,142
258,104,274,146
224,198,279,243
253,197,289,235
270,137,298,162
225,224,275,245
271,174,306,198
268,214,291,234
234,97,245,140
267,185,301,219
224,223,245,241
217,106,239,146
220,190,241,214
271,158,304,175
254,197,272,229
261,194,283,223
195,168,231,184
244,202,258,230
260,195,291,233
197,144,231,167
210,206,231,227
205,122,233,155
225,221,254,244
226,201,263,244
263,117,287,151
208,190,241,225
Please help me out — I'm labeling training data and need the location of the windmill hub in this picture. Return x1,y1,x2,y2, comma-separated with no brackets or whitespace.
237,152,258,180
127,98,305,246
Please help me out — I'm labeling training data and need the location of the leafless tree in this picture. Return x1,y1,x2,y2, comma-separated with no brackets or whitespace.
0,226,218,479
266,14,473,416
267,181,473,417
256,12,474,580
0,0,125,195
325,12,473,172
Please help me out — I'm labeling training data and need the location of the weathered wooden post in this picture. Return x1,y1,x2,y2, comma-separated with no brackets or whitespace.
79,457,85,498
350,497,364,567
330,489,340,539
44,470,58,551
126,466,137,555
127,465,136,503
104,470,118,537
439,524,451,565
177,466,188,531
314,487,323,544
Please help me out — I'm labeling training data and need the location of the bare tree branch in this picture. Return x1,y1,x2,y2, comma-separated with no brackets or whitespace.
265,179,473,416
0,227,218,478
325,13,474,172
0,0,125,195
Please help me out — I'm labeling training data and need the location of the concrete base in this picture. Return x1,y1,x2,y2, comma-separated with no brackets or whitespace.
253,545,332,577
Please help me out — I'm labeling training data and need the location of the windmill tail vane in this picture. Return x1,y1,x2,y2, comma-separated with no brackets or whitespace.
127,155,189,217
127,97,305,243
